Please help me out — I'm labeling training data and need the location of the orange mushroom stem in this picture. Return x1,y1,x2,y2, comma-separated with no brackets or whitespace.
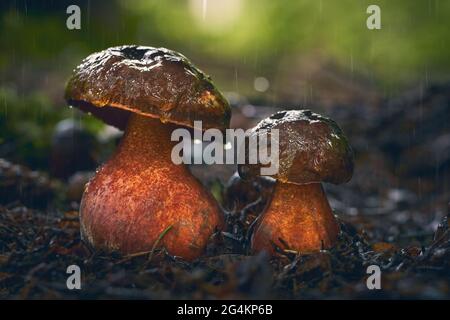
252,182,339,255
80,113,223,261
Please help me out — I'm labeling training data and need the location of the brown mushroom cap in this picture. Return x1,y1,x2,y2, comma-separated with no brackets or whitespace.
65,45,231,131
238,109,354,185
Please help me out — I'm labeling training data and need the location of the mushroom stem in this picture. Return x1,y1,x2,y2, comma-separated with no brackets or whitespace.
114,113,179,166
80,113,223,261
251,182,340,255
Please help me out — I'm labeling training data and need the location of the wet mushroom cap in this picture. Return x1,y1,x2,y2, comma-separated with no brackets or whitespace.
65,45,231,131
238,109,354,185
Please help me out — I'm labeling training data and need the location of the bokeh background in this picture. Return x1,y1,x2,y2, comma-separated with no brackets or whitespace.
1,0,450,171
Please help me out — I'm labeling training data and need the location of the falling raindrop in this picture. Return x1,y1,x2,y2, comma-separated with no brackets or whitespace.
350,51,354,77
234,68,239,92
202,0,207,20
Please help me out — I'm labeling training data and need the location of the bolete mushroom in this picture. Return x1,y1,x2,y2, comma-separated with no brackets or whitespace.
65,45,231,260
238,110,354,255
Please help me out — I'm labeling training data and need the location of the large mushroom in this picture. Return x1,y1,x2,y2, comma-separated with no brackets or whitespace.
238,110,354,255
65,45,231,261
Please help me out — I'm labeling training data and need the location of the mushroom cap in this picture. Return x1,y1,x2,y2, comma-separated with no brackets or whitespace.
238,109,354,185
65,45,231,131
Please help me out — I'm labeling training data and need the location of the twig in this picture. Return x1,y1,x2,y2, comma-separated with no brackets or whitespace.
148,225,173,262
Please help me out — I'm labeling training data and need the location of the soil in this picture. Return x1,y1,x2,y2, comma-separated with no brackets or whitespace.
0,83,449,299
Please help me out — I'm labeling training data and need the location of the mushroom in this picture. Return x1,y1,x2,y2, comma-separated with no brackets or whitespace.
65,45,231,260
238,110,354,255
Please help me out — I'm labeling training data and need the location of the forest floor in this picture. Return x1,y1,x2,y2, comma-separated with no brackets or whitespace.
1,84,449,299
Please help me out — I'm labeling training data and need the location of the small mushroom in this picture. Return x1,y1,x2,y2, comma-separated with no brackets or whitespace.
65,45,231,260
238,110,354,255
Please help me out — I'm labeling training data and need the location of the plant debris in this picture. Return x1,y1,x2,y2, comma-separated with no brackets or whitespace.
1,84,450,299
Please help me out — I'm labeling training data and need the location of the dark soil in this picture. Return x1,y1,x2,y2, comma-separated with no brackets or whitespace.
1,84,449,299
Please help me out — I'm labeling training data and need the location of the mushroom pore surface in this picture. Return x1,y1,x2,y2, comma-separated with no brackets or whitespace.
80,114,223,260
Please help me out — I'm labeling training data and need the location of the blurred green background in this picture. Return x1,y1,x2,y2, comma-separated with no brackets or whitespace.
0,0,449,171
